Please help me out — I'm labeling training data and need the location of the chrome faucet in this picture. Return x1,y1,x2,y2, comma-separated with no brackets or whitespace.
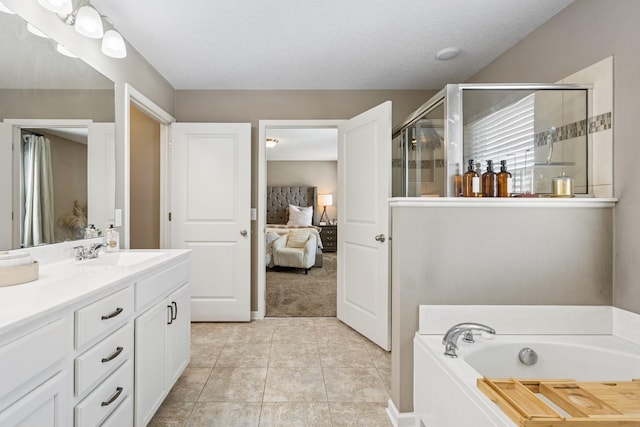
442,323,496,358
73,243,104,260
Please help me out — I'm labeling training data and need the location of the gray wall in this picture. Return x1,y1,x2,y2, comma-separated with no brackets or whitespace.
176,89,436,310
391,204,614,412
466,0,640,314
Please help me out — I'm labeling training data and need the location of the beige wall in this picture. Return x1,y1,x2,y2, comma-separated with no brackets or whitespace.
466,0,640,314
129,104,161,249
176,89,436,310
267,161,338,221
0,89,114,122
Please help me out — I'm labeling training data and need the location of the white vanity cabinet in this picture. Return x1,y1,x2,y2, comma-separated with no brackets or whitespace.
0,317,70,427
134,260,190,426
0,248,190,427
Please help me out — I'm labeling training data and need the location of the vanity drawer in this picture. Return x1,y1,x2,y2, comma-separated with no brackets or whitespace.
136,260,189,310
100,394,133,427
0,318,66,402
75,323,133,397
75,358,132,427
75,287,133,349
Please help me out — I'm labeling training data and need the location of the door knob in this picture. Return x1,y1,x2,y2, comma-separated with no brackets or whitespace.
240,229,248,236
374,234,386,243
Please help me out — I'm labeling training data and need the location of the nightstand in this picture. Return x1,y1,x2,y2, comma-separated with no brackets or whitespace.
320,225,337,252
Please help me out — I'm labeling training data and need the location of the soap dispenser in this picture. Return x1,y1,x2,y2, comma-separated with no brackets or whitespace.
104,225,120,253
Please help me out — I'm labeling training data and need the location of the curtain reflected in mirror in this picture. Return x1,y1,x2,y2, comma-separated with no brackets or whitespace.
21,131,55,246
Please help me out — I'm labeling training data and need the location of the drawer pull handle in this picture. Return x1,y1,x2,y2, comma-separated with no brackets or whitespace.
101,387,123,407
101,307,123,320
172,301,178,321
101,346,124,363
167,305,174,325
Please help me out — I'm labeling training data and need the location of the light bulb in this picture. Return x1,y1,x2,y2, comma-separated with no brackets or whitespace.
75,5,103,39
102,29,127,58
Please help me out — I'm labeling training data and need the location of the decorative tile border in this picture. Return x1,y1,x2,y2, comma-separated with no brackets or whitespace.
392,158,446,169
535,111,612,146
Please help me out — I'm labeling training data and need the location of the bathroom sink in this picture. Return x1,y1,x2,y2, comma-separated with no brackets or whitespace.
79,251,166,267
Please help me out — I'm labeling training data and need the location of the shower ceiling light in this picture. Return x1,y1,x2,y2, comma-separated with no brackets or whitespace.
74,5,103,39
37,0,72,16
102,29,126,58
435,47,461,61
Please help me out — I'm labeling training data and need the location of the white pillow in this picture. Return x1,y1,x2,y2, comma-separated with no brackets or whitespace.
287,204,313,226
287,229,310,248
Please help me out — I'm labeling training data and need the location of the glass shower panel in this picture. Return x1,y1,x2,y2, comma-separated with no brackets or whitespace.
462,88,588,195
402,102,446,197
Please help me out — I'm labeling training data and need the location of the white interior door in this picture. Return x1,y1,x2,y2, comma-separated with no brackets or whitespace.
171,123,251,321
337,101,392,350
88,123,116,230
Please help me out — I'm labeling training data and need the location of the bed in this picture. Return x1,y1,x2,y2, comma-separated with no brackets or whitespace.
265,186,324,268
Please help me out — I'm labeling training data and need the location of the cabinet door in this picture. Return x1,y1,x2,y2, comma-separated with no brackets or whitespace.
134,303,166,427
166,283,191,389
0,371,67,427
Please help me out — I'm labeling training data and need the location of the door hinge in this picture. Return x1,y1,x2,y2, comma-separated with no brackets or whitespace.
168,212,172,221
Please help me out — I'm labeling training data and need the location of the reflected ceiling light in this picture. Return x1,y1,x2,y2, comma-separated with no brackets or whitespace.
101,29,126,58
37,0,72,16
266,138,279,149
56,43,77,58
27,23,50,39
74,5,103,39
435,47,461,61
0,1,15,14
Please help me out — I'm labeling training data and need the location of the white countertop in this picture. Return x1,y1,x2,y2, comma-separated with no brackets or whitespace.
0,249,190,334
389,197,618,208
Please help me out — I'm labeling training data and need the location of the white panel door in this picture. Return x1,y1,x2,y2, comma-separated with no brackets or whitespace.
337,101,391,350
171,123,251,321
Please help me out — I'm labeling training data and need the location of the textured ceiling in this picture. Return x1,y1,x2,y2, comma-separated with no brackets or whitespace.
91,0,573,90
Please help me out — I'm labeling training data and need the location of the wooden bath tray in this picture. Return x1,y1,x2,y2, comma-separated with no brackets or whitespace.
478,377,640,426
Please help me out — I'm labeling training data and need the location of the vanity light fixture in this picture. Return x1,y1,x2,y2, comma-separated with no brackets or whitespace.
37,0,127,58
435,47,461,61
266,138,279,149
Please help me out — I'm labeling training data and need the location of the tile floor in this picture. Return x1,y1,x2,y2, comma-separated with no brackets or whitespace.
150,317,393,426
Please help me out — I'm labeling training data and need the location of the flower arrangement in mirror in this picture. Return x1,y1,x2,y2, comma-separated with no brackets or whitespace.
57,200,87,240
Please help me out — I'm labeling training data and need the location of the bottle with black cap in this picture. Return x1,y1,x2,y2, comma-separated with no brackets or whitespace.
462,159,480,197
497,160,513,197
482,160,497,197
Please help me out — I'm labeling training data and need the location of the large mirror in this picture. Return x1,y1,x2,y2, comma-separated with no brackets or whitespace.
0,6,115,250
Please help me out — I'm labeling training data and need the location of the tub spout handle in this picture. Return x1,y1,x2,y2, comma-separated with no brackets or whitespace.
442,323,496,358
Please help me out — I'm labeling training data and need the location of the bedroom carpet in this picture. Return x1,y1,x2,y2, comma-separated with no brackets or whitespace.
266,253,337,317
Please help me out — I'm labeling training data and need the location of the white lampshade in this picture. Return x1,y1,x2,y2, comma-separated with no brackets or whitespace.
37,0,72,15
102,29,127,58
318,194,333,207
75,5,103,39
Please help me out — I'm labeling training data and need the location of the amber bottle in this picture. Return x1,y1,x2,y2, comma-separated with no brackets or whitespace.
497,160,513,197
482,160,497,197
452,163,463,197
462,159,480,197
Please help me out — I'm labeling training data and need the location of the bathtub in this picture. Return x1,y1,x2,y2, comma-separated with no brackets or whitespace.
413,333,640,427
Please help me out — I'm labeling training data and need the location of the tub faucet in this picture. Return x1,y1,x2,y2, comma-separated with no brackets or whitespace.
442,323,496,358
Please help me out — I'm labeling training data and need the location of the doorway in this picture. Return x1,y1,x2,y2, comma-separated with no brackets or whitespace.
257,120,343,319
264,127,338,317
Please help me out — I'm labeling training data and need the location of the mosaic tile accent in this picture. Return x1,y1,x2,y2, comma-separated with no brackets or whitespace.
534,112,612,147
405,159,445,169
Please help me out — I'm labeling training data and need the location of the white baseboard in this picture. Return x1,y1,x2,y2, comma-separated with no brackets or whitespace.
386,399,416,427
251,310,263,321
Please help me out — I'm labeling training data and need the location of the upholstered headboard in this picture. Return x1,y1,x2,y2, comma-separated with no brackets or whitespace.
267,186,318,225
